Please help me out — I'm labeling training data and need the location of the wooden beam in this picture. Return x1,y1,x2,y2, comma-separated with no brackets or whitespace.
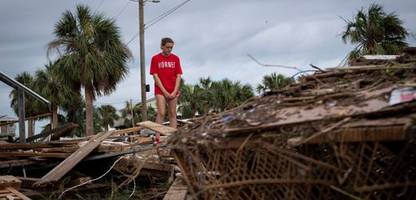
37,146,78,153
0,176,21,189
34,130,114,186
136,121,176,136
0,152,70,158
163,178,188,200
4,187,31,200
0,143,75,150
111,126,142,136
0,160,36,169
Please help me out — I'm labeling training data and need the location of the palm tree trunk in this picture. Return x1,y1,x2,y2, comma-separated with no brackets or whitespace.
85,85,94,136
204,105,210,115
52,104,58,129
28,119,34,138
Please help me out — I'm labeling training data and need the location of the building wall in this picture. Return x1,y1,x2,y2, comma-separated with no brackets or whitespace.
0,124,16,136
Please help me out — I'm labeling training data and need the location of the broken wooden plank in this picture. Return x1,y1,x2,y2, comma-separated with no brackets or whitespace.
136,121,177,136
3,187,31,200
0,176,21,189
126,135,153,144
111,126,142,136
0,143,75,150
0,160,36,169
163,178,188,200
15,189,41,199
0,152,70,158
37,146,78,153
96,141,132,153
34,130,115,186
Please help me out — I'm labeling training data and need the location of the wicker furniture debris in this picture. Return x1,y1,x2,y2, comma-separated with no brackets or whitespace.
170,63,416,199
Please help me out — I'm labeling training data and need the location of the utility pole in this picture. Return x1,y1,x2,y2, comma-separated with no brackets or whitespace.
130,99,135,127
138,0,148,121
17,89,25,143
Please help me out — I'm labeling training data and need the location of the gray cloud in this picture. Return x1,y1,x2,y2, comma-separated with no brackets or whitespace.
1,0,415,120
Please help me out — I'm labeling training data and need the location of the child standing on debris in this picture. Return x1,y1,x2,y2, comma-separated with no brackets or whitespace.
150,37,182,141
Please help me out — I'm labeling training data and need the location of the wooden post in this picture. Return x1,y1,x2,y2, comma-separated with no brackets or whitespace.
138,0,148,121
28,119,33,138
17,89,25,143
130,99,135,127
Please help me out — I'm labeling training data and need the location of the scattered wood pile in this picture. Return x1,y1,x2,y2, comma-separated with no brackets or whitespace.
0,122,180,199
0,176,30,200
170,60,416,199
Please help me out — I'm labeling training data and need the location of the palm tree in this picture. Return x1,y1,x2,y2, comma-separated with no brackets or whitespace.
97,105,119,131
179,78,254,117
342,3,408,60
34,61,77,129
197,78,216,114
48,5,131,136
257,73,293,94
9,72,49,137
211,79,254,111
121,100,134,128
134,104,156,122
236,84,254,104
179,83,204,118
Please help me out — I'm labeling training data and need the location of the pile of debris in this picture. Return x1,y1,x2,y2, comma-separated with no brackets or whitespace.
169,60,416,199
0,121,178,199
0,175,29,200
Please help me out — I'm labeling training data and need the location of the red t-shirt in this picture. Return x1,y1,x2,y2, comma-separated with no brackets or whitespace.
150,53,183,95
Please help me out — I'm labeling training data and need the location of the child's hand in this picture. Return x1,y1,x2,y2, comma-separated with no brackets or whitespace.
163,91,171,99
168,93,176,99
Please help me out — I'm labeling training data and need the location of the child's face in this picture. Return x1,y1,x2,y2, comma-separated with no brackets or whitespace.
161,42,174,56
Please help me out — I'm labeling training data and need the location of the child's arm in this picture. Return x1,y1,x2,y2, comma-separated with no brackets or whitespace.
153,74,170,97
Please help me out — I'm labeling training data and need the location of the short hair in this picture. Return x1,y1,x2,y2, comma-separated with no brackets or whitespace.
161,37,174,46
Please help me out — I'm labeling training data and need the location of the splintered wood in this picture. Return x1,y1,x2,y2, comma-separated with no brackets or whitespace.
34,130,115,185
0,123,176,198
137,121,177,136
0,187,31,200
33,127,144,186
0,176,30,200
0,176,21,190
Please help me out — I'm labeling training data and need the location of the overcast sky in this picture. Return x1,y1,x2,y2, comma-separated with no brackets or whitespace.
1,0,416,121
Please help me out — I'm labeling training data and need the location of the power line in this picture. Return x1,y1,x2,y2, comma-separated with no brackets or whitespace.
96,0,105,10
145,0,191,29
126,32,140,45
125,0,192,46
114,0,131,19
